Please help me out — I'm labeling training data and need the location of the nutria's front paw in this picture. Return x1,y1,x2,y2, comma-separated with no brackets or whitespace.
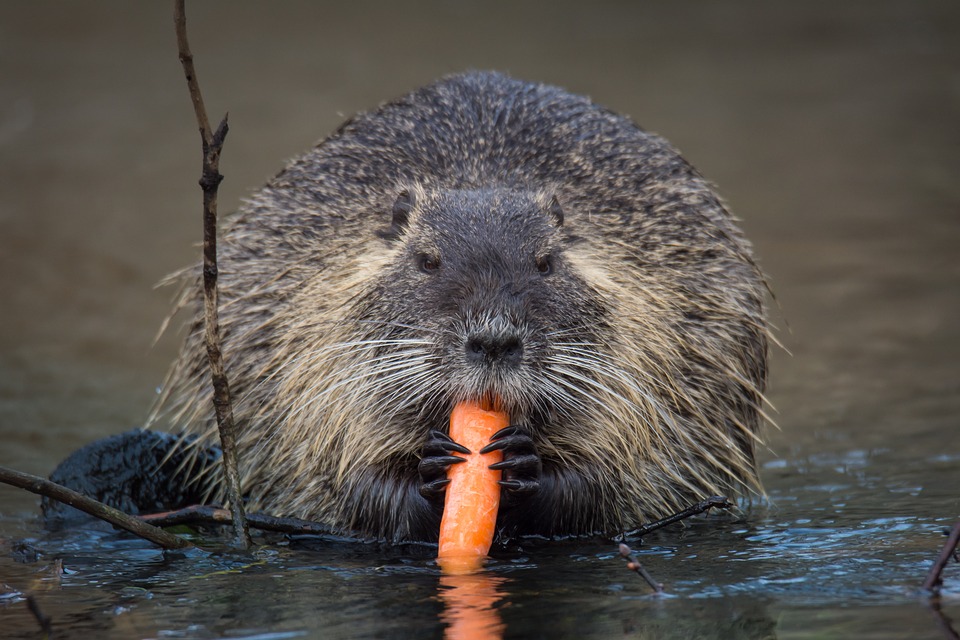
418,429,469,501
481,425,541,503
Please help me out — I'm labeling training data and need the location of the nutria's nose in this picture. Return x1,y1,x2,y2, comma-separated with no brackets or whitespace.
465,332,524,367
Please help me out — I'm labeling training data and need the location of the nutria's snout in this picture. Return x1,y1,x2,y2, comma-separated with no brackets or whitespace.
454,309,536,412
464,324,524,368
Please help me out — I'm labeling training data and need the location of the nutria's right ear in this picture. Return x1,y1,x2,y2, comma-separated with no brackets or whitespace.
378,189,415,241
548,195,564,227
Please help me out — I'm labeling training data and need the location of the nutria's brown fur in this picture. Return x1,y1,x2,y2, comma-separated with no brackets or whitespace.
154,71,769,542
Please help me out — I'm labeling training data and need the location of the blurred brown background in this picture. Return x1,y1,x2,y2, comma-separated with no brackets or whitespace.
1,1,958,518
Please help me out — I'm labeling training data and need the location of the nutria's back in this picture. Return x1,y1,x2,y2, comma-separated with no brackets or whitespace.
155,71,768,542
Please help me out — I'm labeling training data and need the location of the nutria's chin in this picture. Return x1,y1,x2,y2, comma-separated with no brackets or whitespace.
153,71,769,543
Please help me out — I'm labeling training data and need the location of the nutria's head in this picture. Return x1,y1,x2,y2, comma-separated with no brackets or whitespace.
358,186,607,421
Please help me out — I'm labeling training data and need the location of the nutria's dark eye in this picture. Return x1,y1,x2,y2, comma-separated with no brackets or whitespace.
536,255,553,275
419,254,441,273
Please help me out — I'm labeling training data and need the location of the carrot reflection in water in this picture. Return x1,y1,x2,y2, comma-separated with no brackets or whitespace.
439,572,506,640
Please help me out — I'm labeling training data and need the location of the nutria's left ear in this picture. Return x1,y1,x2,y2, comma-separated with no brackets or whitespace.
378,189,415,240
548,195,564,227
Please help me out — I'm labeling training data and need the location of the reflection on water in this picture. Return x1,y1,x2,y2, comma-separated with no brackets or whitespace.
0,491,957,638
439,573,506,640
1,0,958,638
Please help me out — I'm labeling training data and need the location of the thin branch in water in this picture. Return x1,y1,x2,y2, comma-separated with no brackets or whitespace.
173,0,250,550
614,496,733,594
0,465,192,550
619,543,664,594
928,599,959,640
139,505,232,527
26,595,52,637
622,495,734,539
140,505,345,537
923,520,960,593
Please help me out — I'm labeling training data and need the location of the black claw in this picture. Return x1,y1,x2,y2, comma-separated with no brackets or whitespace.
419,428,473,505
418,455,467,475
489,453,539,471
479,440,504,454
497,478,539,495
480,434,535,455
420,478,451,497
489,425,522,440
426,430,471,455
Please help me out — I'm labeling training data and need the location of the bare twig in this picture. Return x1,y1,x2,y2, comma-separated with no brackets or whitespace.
140,505,345,537
0,465,192,550
622,495,733,539
614,496,733,594
619,543,664,593
173,0,250,550
928,599,960,640
26,595,52,637
923,520,960,593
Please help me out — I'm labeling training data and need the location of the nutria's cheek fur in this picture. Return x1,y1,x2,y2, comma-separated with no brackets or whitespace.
150,71,769,542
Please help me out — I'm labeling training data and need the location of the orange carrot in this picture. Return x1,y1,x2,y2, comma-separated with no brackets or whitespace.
437,400,509,574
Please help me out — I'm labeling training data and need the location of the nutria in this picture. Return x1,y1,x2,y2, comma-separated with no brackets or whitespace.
49,71,768,542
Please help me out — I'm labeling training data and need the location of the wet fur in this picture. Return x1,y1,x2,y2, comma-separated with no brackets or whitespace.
153,71,768,542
